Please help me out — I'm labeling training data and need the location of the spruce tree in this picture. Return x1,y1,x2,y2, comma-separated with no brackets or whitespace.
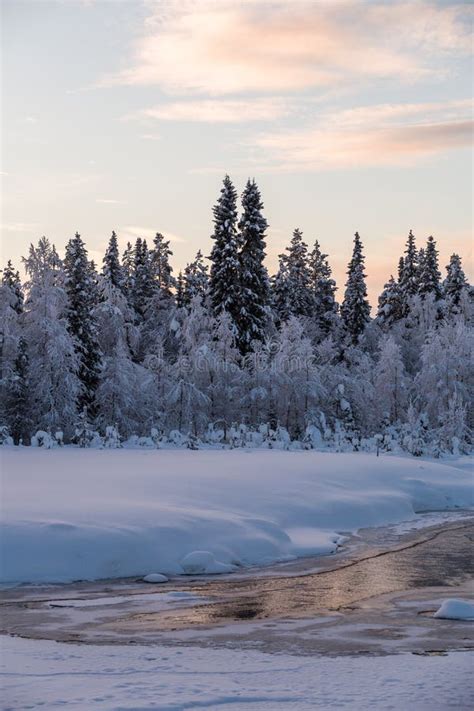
399,230,418,294
132,238,155,318
377,275,403,329
418,236,442,299
4,338,31,444
236,179,270,353
209,175,241,330
23,237,81,436
341,232,371,342
121,241,135,303
183,250,209,306
103,231,124,290
398,230,418,316
1,260,23,314
150,233,175,296
309,240,338,336
176,271,185,308
272,257,292,323
277,229,313,318
444,253,468,307
64,233,102,412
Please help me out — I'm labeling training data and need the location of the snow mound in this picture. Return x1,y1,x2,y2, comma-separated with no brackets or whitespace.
434,599,474,620
0,449,472,584
143,573,168,583
181,550,237,575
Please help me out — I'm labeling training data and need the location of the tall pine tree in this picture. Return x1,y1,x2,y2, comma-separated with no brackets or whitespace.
444,253,467,308
64,233,102,412
398,230,418,316
131,238,155,318
341,232,371,343
276,229,313,318
183,250,209,306
236,179,270,353
209,175,241,331
150,233,175,296
418,235,442,299
309,240,338,336
1,260,24,314
4,337,31,444
103,231,124,291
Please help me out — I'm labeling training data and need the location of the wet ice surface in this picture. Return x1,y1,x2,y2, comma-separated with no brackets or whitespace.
47,591,200,609
1,516,473,657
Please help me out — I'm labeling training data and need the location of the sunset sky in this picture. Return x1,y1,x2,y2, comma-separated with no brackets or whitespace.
1,0,472,304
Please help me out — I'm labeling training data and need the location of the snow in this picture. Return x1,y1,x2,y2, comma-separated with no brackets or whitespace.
0,449,472,584
434,599,474,621
143,573,168,583
181,550,237,575
1,635,473,711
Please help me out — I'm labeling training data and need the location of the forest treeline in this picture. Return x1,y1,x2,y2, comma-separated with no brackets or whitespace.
0,176,472,454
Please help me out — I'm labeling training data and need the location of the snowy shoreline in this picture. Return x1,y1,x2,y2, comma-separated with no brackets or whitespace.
1,449,472,585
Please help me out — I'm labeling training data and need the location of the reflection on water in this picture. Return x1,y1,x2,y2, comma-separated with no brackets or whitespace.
144,524,473,630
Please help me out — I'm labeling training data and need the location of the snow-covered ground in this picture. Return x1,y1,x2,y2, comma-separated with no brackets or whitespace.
1,449,472,584
1,635,473,711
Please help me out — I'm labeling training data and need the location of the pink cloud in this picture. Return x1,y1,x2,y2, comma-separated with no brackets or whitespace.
134,98,288,123
253,100,473,170
104,1,472,94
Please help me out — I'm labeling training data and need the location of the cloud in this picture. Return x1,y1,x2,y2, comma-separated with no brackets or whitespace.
140,133,162,141
1,222,38,233
103,1,472,94
96,198,125,205
252,99,473,171
135,98,289,123
121,226,186,244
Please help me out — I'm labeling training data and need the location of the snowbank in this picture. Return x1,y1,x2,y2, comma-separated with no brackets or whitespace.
434,599,474,620
0,449,472,584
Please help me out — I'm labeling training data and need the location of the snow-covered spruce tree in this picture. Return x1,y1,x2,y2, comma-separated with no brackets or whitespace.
398,229,418,314
308,240,338,337
340,232,371,343
373,335,407,427
236,179,271,353
150,232,176,296
93,277,152,437
0,261,23,406
418,236,442,300
209,175,241,332
444,254,468,311
1,260,24,314
131,238,155,319
272,257,293,323
176,271,185,308
102,231,124,291
183,250,209,307
64,233,102,412
3,337,32,444
22,237,81,437
140,235,177,362
121,241,135,301
376,275,403,330
275,229,314,320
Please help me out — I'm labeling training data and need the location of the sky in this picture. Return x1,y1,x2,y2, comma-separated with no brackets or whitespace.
1,0,472,305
